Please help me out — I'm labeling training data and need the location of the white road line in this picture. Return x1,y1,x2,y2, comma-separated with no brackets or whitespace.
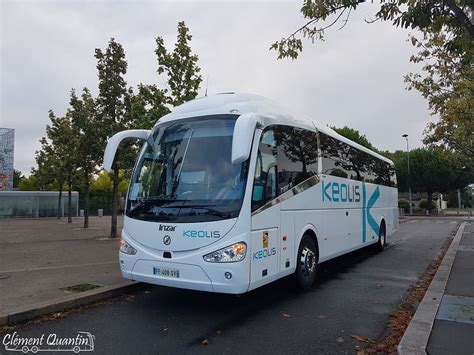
0,261,117,273
2,230,34,233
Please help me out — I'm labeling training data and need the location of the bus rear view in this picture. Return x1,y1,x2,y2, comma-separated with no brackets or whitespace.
103,93,398,294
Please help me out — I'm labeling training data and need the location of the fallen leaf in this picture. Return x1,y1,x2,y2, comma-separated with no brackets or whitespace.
317,315,326,319
281,312,291,318
336,337,344,343
163,328,168,331
377,284,383,288
351,335,370,343
201,339,209,345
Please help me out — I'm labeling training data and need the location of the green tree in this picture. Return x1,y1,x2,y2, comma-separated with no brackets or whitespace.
332,126,375,150
125,84,170,130
155,21,203,107
272,1,473,163
13,170,24,188
271,1,473,60
405,31,473,164
40,111,79,222
391,147,471,213
33,110,76,219
18,175,41,191
95,38,130,237
68,88,102,228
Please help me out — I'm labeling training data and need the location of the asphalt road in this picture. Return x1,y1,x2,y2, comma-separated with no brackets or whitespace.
1,218,460,354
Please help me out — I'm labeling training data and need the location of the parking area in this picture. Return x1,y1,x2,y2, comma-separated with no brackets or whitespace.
0,217,124,314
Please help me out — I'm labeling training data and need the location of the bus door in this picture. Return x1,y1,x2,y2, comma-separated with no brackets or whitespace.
250,129,280,288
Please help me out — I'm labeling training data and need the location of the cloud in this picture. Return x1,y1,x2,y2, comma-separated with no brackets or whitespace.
1,0,434,174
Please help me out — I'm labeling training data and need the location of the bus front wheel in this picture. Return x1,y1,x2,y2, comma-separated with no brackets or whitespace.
295,234,318,289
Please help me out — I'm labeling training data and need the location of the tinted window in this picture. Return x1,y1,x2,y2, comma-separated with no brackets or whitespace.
275,126,318,194
252,126,319,212
252,129,278,211
320,133,396,187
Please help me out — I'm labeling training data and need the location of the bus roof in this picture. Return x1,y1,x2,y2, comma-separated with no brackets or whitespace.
157,93,394,165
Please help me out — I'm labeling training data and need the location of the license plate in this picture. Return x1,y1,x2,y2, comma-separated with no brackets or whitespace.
153,267,180,278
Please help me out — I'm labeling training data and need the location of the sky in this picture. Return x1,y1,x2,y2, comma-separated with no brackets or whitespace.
1,0,435,175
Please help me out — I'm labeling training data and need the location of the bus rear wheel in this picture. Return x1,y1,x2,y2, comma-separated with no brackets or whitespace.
376,222,386,252
295,234,318,289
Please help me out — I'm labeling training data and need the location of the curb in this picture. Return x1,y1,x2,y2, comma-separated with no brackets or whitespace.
0,281,144,326
397,221,467,355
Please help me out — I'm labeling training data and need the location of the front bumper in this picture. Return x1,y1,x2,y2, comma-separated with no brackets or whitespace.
119,234,250,294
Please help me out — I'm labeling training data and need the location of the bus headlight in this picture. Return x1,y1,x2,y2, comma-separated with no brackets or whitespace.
203,242,246,263
120,239,137,255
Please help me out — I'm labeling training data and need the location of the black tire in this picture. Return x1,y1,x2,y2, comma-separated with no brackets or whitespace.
295,234,318,289
376,222,386,252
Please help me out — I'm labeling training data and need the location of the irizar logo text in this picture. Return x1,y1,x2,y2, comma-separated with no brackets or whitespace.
159,224,176,232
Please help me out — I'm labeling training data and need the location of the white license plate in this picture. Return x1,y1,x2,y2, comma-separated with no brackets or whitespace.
153,267,180,278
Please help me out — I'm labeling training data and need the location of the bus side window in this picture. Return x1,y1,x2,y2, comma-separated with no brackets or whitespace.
265,165,277,201
252,129,277,211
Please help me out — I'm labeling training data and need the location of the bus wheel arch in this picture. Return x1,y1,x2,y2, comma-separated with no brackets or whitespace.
302,228,319,257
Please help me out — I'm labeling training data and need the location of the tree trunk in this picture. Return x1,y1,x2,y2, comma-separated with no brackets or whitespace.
110,166,119,238
68,181,72,224
84,180,90,229
427,192,433,215
57,184,63,219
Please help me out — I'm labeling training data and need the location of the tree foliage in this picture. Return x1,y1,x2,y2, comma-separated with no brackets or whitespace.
272,1,473,60
155,21,203,106
95,37,131,237
68,88,102,227
35,110,78,221
390,147,471,212
332,126,376,150
13,170,25,188
273,1,473,163
405,31,473,163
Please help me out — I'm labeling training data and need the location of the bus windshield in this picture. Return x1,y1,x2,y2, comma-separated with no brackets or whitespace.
126,115,249,222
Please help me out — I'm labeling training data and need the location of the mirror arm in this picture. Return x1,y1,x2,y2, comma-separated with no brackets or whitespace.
103,129,151,171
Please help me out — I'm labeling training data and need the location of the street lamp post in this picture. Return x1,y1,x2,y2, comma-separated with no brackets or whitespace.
402,134,413,215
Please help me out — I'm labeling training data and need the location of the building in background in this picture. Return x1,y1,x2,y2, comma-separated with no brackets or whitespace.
0,128,15,191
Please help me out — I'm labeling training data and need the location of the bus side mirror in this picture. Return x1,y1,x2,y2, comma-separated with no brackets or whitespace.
231,113,260,165
103,129,151,171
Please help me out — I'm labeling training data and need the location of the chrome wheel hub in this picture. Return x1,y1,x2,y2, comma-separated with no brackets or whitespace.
300,247,316,276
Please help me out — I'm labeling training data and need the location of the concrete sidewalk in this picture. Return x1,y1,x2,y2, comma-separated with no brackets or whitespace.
0,216,136,324
398,221,474,354
427,222,474,355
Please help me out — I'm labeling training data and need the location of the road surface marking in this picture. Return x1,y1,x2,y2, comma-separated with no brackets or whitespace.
0,261,117,273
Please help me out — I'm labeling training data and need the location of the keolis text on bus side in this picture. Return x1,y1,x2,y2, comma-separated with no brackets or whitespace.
322,180,361,203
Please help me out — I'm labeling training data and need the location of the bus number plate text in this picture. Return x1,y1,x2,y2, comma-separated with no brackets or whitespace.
153,267,180,278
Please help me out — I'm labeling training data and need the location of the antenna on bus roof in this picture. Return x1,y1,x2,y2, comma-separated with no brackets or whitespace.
205,74,210,97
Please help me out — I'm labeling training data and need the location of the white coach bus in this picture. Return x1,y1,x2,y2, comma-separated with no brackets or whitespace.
104,93,398,294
